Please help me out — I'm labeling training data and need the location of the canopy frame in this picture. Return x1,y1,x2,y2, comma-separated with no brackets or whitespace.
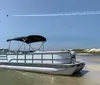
7,35,46,54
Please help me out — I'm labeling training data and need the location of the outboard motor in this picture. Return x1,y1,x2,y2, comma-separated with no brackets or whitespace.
70,50,76,63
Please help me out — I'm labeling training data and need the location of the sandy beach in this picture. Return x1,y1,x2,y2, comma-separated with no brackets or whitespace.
90,58,100,62
0,55,100,85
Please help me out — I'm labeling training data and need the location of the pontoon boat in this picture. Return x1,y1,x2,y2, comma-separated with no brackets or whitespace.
0,35,85,75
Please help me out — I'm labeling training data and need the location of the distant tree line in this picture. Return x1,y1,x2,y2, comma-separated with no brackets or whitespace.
72,49,86,53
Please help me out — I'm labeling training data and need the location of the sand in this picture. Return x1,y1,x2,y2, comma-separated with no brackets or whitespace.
90,58,100,62
0,55,100,85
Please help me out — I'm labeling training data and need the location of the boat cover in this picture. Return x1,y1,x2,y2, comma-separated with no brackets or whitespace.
7,35,46,44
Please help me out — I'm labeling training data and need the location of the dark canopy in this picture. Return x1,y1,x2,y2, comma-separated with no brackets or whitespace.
7,35,46,44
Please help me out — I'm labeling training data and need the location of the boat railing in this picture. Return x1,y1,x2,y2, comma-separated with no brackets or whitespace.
0,51,72,64
8,53,56,64
0,52,71,64
0,55,8,60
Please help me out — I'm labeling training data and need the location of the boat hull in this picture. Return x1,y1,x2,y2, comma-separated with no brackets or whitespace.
0,61,85,75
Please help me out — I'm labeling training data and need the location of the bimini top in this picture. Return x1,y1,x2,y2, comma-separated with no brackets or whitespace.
7,35,46,44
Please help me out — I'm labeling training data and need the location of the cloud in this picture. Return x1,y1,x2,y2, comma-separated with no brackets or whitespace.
12,11,100,17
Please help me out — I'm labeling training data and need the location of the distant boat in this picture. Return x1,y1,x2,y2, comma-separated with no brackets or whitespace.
0,35,85,75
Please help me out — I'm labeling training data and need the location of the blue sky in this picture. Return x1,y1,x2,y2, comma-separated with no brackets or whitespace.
0,0,100,50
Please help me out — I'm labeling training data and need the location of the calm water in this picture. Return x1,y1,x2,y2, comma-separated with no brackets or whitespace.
0,54,100,85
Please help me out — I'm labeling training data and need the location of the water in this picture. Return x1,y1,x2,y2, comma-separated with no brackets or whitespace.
0,54,100,85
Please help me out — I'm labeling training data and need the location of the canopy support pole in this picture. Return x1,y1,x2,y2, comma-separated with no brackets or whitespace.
43,44,44,51
17,38,27,51
29,43,31,51
28,44,35,52
17,42,24,51
8,41,11,51
37,42,45,51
